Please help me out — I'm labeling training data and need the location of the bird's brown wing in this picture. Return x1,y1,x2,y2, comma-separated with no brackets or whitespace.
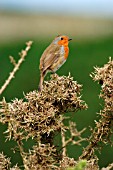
40,44,61,73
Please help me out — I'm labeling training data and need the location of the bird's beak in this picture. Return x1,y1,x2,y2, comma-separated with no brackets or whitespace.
68,38,72,41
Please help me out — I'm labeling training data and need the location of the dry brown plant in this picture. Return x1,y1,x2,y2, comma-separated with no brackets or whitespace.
80,57,113,170
0,73,87,169
0,42,113,170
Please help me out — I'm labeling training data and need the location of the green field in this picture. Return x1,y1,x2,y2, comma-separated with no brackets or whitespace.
0,35,113,168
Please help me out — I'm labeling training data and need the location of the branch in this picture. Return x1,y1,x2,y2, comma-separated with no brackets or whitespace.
102,163,113,170
61,122,86,158
61,128,67,158
0,41,33,95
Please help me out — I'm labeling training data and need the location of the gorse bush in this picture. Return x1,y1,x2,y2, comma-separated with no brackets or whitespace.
0,42,113,170
0,74,87,170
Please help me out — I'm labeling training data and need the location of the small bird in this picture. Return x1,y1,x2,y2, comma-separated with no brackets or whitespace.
38,35,72,91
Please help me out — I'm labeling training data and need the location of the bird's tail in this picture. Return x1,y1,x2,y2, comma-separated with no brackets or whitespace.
38,73,44,92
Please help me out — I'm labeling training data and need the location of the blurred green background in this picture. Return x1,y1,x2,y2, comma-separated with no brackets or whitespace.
0,0,113,168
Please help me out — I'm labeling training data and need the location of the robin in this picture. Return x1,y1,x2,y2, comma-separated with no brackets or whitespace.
38,35,72,91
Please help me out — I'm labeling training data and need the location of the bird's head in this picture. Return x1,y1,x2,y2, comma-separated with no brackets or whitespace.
53,35,72,46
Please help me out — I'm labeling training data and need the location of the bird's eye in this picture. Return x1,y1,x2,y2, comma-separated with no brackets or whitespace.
61,37,64,40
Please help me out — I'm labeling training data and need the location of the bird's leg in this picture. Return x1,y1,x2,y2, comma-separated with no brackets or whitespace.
38,72,45,92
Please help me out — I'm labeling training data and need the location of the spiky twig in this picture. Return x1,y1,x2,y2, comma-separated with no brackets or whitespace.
102,163,113,170
0,41,33,95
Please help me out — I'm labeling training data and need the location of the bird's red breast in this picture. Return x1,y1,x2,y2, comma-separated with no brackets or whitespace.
64,46,69,59
57,35,69,59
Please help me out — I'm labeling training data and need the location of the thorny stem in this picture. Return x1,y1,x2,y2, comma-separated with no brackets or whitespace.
17,140,29,170
61,122,86,159
0,41,33,95
102,163,113,170
61,129,67,158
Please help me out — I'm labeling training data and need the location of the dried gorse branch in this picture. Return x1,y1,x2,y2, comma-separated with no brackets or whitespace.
80,57,113,168
0,41,32,95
